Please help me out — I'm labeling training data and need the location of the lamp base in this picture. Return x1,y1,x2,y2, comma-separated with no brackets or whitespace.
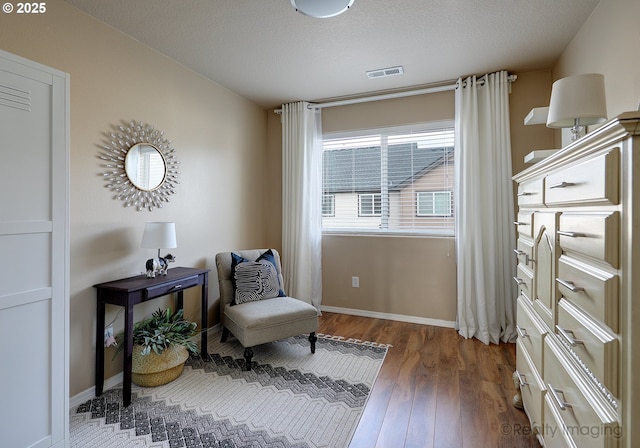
570,123,586,141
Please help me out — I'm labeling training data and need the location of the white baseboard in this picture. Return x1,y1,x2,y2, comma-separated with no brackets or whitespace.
320,305,456,328
70,372,123,408
70,323,223,408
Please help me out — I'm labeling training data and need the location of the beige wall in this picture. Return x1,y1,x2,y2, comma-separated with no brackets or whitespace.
553,0,640,145
0,0,268,396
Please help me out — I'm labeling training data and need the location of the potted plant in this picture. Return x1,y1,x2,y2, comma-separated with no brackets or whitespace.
115,307,199,387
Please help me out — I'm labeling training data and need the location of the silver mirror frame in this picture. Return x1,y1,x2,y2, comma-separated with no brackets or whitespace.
99,121,180,211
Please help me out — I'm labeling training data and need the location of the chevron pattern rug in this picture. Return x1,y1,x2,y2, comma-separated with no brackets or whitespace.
70,333,389,448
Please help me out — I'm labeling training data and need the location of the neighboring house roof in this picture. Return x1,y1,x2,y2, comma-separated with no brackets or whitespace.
323,143,454,193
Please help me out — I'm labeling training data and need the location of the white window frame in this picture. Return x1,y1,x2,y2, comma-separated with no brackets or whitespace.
322,120,455,237
358,193,382,217
416,191,452,217
322,194,335,217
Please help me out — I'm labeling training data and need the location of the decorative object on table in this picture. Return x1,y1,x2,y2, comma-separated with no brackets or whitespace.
72,332,389,448
114,308,198,387
546,73,607,143
144,253,175,278
98,120,180,211
291,0,354,18
141,221,177,277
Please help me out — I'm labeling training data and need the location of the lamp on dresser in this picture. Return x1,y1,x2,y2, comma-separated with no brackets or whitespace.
546,73,607,143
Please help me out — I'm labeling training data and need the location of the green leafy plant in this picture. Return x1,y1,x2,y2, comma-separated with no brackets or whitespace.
114,308,198,357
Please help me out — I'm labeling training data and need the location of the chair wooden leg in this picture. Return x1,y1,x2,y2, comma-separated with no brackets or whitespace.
309,332,317,354
220,326,229,342
244,347,254,371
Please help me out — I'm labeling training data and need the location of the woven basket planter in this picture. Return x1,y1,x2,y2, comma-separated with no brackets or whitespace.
131,344,189,387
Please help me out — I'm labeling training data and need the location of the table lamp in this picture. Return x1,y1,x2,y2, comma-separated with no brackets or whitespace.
141,221,177,258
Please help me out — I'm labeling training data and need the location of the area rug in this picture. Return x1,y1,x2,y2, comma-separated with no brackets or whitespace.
70,333,389,448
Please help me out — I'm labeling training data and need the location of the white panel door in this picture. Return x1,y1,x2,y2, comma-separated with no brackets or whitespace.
0,50,69,448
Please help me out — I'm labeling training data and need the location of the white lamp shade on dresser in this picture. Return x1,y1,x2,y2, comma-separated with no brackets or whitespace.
546,73,607,128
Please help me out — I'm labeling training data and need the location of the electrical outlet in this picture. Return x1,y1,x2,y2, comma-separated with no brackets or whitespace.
104,325,116,347
352,276,359,288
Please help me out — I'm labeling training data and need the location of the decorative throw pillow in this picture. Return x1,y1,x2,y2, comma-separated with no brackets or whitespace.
231,250,286,305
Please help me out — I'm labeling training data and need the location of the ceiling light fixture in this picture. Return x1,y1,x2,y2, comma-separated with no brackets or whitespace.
291,0,355,18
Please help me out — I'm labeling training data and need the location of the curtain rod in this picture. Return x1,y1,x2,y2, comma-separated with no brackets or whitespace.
274,75,516,114
274,83,456,114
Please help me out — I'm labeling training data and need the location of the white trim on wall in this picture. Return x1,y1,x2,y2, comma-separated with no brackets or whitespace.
321,305,456,328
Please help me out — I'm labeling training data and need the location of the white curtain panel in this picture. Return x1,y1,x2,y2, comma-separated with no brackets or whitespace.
454,70,517,344
281,101,323,311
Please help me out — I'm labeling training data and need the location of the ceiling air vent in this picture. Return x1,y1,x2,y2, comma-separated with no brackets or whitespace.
366,66,404,79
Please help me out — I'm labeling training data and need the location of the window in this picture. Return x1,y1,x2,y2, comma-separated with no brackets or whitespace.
358,193,381,216
417,191,452,216
322,194,335,217
322,122,455,235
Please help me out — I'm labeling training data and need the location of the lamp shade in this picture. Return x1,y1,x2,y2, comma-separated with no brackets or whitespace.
141,222,177,250
291,0,355,18
546,73,607,128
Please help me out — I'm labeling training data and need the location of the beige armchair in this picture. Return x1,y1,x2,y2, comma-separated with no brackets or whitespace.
215,249,318,370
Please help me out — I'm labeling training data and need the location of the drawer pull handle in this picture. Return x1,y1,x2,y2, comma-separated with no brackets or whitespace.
516,325,529,339
513,277,525,286
548,384,572,411
549,181,575,189
557,230,586,238
513,221,528,226
172,284,183,290
515,370,528,387
513,249,533,264
517,192,531,197
556,325,584,347
555,278,585,292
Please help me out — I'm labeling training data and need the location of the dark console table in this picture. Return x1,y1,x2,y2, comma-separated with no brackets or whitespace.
94,267,210,406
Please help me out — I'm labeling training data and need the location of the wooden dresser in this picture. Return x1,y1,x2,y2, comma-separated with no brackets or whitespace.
513,112,639,448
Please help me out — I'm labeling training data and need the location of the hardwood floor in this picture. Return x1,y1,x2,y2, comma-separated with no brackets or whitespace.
318,312,541,448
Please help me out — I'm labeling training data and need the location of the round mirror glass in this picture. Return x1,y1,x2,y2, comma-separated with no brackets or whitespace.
125,143,167,191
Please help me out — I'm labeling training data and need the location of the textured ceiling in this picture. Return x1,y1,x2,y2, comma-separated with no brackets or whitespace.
64,0,600,109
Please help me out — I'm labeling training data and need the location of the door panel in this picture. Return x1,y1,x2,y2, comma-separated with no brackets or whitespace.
0,50,68,448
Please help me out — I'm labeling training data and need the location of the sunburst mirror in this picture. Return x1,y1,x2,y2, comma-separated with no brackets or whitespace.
98,121,180,211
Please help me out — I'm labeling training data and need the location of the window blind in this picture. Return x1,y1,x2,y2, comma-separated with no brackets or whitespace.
322,123,455,235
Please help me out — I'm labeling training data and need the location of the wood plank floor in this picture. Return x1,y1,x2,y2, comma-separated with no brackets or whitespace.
318,312,541,448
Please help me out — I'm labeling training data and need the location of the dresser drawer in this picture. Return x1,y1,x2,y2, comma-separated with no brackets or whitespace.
558,212,619,268
544,338,620,448
516,340,545,436
144,275,200,299
542,395,582,448
515,211,535,238
556,299,618,396
556,256,619,332
514,264,533,302
545,149,619,206
517,178,544,206
515,238,534,270
542,396,576,448
517,296,547,370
